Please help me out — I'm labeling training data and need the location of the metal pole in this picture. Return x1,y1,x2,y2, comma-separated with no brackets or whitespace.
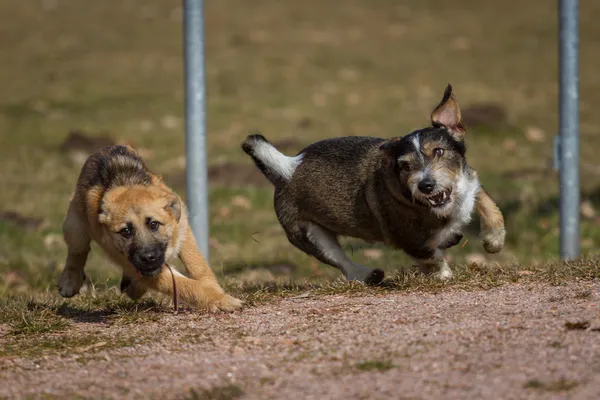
558,0,579,260
183,0,209,258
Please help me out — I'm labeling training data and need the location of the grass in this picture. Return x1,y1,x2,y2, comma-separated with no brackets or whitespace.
355,360,396,372
524,378,579,392
236,258,600,306
7,308,70,336
0,291,171,358
0,332,138,360
0,257,597,360
0,0,600,363
184,385,245,400
0,0,599,295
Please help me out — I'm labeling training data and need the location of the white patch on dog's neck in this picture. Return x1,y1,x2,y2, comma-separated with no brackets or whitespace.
430,169,480,248
453,170,480,226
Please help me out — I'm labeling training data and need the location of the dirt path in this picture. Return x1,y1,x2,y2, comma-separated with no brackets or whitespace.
1,282,599,400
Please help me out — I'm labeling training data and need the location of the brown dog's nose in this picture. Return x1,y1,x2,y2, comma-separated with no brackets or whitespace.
418,178,435,194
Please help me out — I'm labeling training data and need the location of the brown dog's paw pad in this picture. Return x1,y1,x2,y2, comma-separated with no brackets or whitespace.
366,269,385,286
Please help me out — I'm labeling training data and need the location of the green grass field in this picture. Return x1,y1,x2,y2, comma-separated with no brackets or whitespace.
1,0,600,301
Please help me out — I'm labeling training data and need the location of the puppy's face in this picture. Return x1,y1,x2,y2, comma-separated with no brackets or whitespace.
98,186,181,277
381,85,468,217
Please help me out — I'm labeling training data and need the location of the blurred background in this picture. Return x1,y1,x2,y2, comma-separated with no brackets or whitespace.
1,0,599,295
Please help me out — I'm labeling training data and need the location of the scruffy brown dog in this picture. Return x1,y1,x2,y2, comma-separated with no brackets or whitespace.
242,85,505,284
57,145,243,312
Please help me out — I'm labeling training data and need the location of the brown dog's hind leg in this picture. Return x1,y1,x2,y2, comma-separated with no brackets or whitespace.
58,204,91,298
476,188,505,253
290,221,385,285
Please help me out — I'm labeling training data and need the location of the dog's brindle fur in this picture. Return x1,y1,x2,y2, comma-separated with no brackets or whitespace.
242,85,505,283
58,145,243,312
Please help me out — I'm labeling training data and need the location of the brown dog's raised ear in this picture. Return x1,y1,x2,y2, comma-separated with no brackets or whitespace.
379,137,405,166
164,195,182,223
430,84,466,141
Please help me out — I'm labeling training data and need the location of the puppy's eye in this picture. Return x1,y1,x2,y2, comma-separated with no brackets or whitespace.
119,227,133,238
149,221,160,232
433,148,445,157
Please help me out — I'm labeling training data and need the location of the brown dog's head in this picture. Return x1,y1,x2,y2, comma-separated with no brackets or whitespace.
98,185,182,277
380,84,473,217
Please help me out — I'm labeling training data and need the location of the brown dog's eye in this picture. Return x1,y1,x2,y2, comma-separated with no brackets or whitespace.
397,161,410,171
149,221,160,232
433,148,445,157
119,227,133,238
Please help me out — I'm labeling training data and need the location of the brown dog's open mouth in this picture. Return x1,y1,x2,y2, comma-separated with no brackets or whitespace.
426,188,452,207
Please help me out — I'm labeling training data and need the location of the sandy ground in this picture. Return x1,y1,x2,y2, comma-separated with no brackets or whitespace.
1,282,599,400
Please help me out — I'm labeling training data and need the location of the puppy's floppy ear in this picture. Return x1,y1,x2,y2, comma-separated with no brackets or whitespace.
430,84,466,141
164,195,182,223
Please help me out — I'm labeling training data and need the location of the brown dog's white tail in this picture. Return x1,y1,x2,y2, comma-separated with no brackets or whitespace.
241,134,303,188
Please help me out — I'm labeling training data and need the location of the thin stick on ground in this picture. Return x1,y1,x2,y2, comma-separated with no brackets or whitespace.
164,263,178,313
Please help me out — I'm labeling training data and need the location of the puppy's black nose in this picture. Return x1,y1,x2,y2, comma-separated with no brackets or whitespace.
418,178,435,194
140,251,159,263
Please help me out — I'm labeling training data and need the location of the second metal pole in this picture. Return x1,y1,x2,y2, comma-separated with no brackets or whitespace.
558,0,580,260
184,0,210,258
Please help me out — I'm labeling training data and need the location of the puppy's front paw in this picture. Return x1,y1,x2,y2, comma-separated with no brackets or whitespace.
58,270,86,298
482,228,505,254
208,294,244,313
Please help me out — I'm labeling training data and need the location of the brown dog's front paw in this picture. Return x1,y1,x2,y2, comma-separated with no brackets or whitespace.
482,228,505,254
208,294,244,313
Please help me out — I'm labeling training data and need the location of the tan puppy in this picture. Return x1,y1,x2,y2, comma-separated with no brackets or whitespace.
57,145,243,312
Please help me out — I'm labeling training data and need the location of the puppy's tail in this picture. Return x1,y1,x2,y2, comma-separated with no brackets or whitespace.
241,134,302,188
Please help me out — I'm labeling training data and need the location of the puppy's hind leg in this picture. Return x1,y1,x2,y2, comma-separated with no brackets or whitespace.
58,204,91,298
289,221,384,285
